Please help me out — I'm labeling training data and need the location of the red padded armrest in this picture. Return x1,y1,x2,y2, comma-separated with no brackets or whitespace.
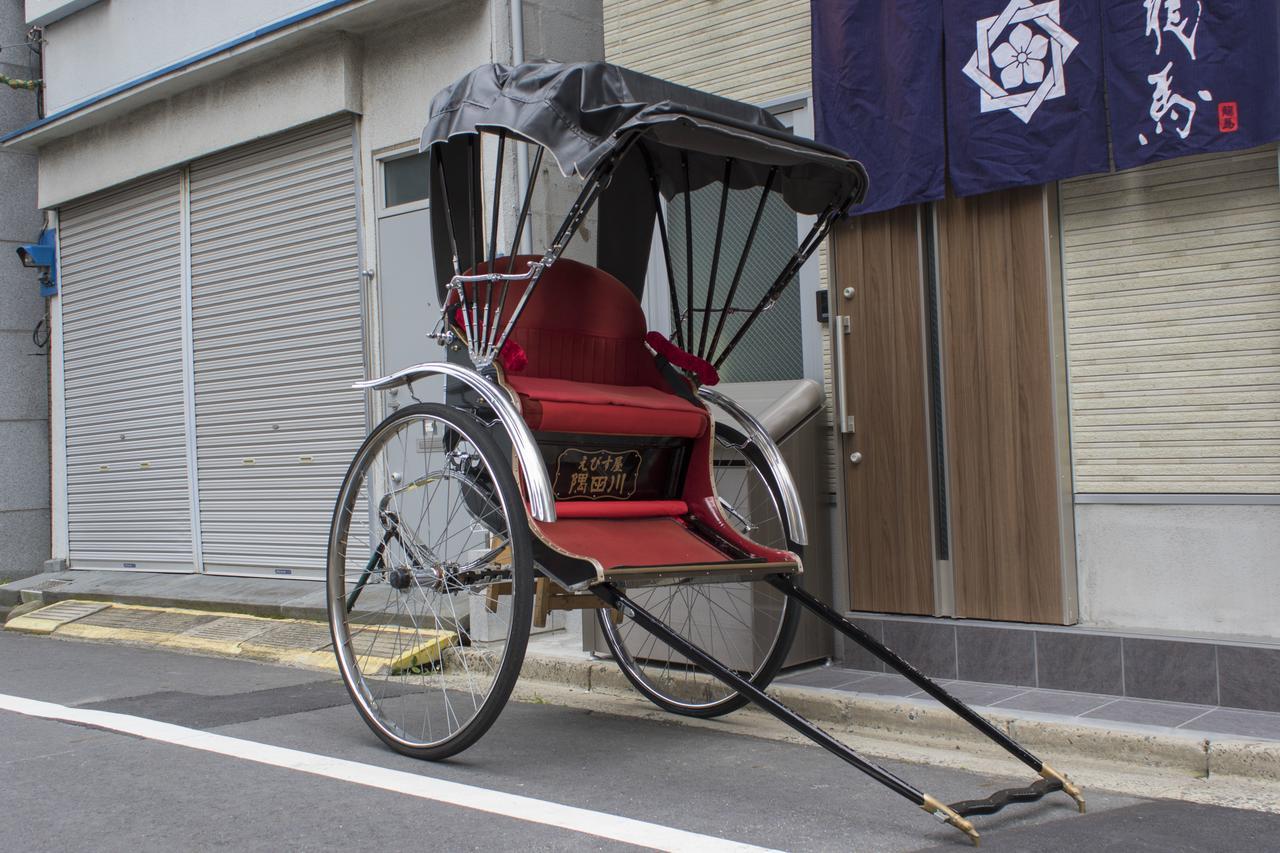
644,331,719,386
554,500,688,519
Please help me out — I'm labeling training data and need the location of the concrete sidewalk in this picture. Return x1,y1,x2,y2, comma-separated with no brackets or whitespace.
4,569,1280,810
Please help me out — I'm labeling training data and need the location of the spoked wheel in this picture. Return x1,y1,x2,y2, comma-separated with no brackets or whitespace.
598,423,801,718
327,402,534,760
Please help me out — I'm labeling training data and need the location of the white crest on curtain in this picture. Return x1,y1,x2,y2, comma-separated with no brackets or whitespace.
962,0,1080,125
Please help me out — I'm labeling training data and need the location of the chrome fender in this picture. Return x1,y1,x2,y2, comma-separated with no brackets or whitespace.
353,362,557,523
698,387,807,547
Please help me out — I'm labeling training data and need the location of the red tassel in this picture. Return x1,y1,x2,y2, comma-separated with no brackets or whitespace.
500,339,528,373
644,331,719,386
452,306,526,373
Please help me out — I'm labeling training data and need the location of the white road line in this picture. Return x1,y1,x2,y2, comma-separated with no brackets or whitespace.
0,692,776,853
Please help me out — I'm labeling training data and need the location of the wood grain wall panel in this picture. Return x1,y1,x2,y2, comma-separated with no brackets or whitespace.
936,187,1067,623
832,208,935,615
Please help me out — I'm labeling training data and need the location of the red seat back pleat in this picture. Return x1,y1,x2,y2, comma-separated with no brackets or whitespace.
468,256,665,389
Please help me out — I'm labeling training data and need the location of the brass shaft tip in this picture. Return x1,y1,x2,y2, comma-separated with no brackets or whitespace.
921,794,981,846
1040,763,1087,814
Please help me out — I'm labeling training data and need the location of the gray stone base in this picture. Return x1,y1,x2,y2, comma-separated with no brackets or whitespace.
840,612,1280,715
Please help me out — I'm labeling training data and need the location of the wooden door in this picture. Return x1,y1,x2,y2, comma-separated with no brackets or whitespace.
831,207,936,615
935,186,1074,624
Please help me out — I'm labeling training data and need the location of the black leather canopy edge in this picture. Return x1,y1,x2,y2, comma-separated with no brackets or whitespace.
420,60,868,214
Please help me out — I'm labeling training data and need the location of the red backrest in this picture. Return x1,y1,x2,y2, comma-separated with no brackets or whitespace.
467,256,665,388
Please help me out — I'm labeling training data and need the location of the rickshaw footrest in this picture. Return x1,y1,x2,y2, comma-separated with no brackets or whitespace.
949,778,1062,818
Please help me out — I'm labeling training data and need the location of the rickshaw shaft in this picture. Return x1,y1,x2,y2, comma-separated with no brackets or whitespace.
592,583,930,808
766,574,1046,773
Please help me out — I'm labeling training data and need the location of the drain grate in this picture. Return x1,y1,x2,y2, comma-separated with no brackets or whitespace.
353,627,452,663
72,608,219,635
5,600,110,634
165,615,276,655
242,622,333,654
177,616,274,644
345,625,458,674
21,600,104,622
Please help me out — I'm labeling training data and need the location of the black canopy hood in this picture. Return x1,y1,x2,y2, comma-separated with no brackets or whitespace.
420,60,868,215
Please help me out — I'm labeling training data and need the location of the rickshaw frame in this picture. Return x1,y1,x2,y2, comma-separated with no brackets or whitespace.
333,60,1086,846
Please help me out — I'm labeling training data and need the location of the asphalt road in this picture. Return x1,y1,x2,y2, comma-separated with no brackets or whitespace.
3,630,1279,852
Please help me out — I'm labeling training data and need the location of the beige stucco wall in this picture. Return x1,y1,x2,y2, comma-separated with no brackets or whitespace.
37,0,326,112
35,36,364,207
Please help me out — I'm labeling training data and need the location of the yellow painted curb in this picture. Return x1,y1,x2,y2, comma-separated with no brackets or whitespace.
7,599,457,675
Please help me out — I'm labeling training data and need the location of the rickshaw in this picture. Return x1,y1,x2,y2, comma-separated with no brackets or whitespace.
327,60,1084,845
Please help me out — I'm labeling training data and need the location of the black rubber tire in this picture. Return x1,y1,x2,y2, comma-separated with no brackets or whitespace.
327,402,534,760
597,423,802,718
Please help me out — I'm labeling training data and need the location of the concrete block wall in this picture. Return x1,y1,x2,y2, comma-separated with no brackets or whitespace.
520,0,605,63
0,0,49,580
1076,503,1280,640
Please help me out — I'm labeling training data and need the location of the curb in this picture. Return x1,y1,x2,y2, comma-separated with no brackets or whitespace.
519,650,1280,785
8,597,1280,794
2,599,42,622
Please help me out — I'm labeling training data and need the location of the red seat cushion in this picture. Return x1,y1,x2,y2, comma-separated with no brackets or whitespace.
506,375,707,438
539,517,730,570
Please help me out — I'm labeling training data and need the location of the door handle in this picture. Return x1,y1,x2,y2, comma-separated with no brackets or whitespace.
832,314,855,434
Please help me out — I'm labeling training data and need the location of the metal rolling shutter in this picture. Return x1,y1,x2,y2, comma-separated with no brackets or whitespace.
1061,145,1280,494
59,173,194,569
188,118,365,576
